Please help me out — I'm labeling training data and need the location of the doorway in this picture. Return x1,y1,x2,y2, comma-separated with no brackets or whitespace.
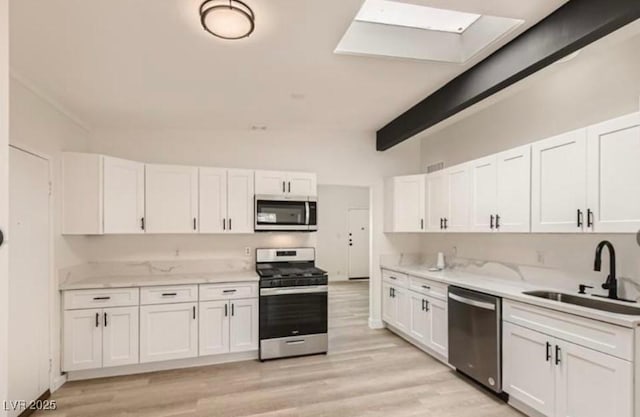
348,209,369,279
9,146,51,414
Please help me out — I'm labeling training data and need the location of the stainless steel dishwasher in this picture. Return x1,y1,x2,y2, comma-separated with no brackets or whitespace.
448,286,502,393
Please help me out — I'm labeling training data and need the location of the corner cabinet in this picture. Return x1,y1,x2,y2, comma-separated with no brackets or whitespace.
384,174,426,232
255,170,317,197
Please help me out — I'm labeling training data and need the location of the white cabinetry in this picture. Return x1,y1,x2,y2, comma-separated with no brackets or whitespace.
145,164,199,234
103,156,145,234
199,300,229,356
424,165,470,232
102,307,139,368
229,298,259,352
255,170,317,196
140,302,198,363
384,174,426,232
199,168,254,234
425,171,447,232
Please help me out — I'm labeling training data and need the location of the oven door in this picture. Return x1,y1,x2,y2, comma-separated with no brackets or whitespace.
259,285,328,340
255,196,311,231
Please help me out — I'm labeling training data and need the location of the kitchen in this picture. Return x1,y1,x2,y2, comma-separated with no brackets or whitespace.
1,0,640,416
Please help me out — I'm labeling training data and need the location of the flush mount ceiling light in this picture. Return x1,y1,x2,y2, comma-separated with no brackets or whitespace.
200,0,255,40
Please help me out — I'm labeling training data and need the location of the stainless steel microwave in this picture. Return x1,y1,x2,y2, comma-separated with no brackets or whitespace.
255,195,318,232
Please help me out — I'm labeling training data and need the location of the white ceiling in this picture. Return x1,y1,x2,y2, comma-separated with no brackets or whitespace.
9,0,568,131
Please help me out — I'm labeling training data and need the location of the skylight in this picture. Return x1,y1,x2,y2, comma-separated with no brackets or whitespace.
355,0,481,34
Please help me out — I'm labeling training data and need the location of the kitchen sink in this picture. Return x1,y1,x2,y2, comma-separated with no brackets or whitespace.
522,291,640,315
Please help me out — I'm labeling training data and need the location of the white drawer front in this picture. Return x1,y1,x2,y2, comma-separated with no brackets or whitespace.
409,276,447,300
140,285,198,305
382,269,408,287
63,288,139,310
503,300,634,361
199,283,258,301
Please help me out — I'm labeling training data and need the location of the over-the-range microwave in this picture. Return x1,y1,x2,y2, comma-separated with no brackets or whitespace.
255,195,317,232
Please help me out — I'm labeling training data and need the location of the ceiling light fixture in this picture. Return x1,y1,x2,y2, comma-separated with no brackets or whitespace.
200,0,255,40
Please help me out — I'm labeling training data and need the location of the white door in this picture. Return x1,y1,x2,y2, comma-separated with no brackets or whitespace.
502,323,555,417
496,146,531,232
199,300,230,356
102,307,139,368
394,287,410,333
531,129,588,232
425,297,447,358
0,12,8,417
227,169,255,234
140,303,198,363
409,292,428,344
470,156,497,232
63,309,102,372
382,283,397,325
8,148,50,409
145,164,198,233
393,175,425,232
587,112,640,233
229,299,258,352
287,172,317,196
255,170,287,195
198,167,227,233
103,156,145,234
425,172,446,232
348,209,369,279
555,340,633,417
445,164,470,232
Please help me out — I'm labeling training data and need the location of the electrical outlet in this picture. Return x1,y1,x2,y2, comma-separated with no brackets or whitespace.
245,247,251,257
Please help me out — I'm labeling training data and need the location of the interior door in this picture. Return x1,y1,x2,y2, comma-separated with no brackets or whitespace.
348,209,369,279
425,172,446,232
103,156,145,234
198,167,227,233
62,309,102,372
102,306,139,368
409,292,428,344
199,300,230,356
145,164,199,233
229,298,258,352
8,147,51,410
587,112,640,233
140,303,198,363
496,146,531,232
445,164,470,232
470,155,497,232
227,169,255,233
393,175,425,232
255,170,287,195
531,129,588,232
287,172,317,196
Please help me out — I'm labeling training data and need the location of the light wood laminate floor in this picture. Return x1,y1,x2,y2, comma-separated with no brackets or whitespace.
38,281,522,417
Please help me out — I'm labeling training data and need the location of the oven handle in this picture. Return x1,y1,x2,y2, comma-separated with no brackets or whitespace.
260,285,328,296
449,292,496,311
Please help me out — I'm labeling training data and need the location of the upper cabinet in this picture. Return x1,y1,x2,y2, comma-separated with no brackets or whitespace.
255,170,317,197
199,168,254,234
424,165,470,232
384,174,425,232
103,156,145,234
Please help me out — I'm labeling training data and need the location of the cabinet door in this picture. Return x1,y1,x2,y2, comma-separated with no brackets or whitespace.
445,164,470,232
425,172,446,232
227,169,255,234
470,156,497,232
102,306,139,368
140,303,198,363
496,146,531,233
145,164,199,233
531,129,587,232
199,300,230,356
409,292,428,344
229,299,259,352
555,340,633,417
502,322,555,417
63,309,102,371
394,287,410,334
382,283,397,325
103,156,145,234
587,112,640,233
199,167,227,234
393,175,426,232
425,296,448,358
287,172,317,196
255,170,287,195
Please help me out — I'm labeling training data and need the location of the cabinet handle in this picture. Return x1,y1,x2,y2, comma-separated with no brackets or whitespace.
93,296,111,301
225,304,228,317
141,217,145,231
443,218,448,229
223,289,237,293
288,182,291,193
490,215,494,229
440,218,443,229
0,229,4,247
193,218,197,230
389,276,397,280
421,219,424,230
223,218,226,230
546,342,551,362
104,312,108,327
421,285,430,290
391,288,395,298
231,303,235,316
161,293,177,297
229,218,232,230
495,214,500,229
193,306,196,320
282,181,286,193
425,300,430,312
587,209,594,228
95,312,99,327
555,345,561,365
577,209,583,228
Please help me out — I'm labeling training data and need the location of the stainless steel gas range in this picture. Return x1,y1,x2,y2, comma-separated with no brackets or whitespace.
256,248,328,360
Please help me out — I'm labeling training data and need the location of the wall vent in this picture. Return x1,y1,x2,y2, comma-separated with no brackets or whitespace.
426,162,444,173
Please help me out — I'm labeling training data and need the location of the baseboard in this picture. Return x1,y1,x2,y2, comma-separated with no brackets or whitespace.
51,374,67,393
368,317,385,329
508,397,546,417
66,350,258,381
384,322,450,367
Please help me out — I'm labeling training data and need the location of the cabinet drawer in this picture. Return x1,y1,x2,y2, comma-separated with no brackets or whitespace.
409,276,447,300
382,269,408,287
200,283,258,301
503,300,634,361
140,285,198,305
63,288,139,310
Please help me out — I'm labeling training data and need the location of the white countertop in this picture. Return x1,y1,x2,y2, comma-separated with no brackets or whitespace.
382,264,640,328
59,270,259,290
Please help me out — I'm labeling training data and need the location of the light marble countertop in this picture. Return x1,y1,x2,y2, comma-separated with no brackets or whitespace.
382,264,640,328
59,270,259,290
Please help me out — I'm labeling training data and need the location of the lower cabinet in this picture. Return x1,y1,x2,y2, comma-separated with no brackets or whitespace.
199,298,258,356
503,322,633,417
63,306,139,371
140,303,198,363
